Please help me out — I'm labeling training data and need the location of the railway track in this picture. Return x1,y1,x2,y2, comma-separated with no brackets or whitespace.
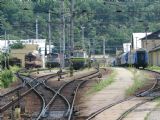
86,69,160,120
116,97,158,120
0,70,65,118
19,71,68,119
36,69,100,120
0,69,55,104
115,69,160,120
0,68,100,119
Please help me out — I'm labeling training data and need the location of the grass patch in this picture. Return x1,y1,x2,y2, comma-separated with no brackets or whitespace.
87,69,116,94
125,68,149,96
147,65,160,72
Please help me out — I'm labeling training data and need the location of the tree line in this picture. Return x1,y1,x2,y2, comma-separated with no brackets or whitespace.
0,0,160,54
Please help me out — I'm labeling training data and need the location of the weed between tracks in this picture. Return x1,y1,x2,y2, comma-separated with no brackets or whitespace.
87,69,116,94
126,68,150,96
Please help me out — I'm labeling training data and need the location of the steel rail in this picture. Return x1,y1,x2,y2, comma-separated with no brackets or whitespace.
68,80,87,120
43,80,71,116
37,69,99,120
21,72,65,119
0,72,61,113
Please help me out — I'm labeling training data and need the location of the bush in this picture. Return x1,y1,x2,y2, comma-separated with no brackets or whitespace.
10,41,24,49
10,65,20,73
0,69,13,88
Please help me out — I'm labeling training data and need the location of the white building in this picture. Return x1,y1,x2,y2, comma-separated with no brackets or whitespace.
0,39,48,68
123,43,131,52
0,39,47,52
132,33,152,50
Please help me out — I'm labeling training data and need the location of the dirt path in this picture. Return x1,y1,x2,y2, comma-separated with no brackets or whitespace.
79,67,133,117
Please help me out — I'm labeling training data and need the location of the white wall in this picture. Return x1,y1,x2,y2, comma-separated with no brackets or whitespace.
132,33,152,50
123,43,131,52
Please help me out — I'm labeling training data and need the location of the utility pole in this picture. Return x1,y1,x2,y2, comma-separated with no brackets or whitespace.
93,39,96,55
88,39,91,59
71,0,74,53
103,39,106,67
7,34,9,68
4,30,7,69
62,0,65,68
103,39,105,56
48,9,51,54
36,15,38,40
81,26,85,51
145,29,148,50
144,23,149,51
48,9,51,70
136,37,138,49
67,18,71,59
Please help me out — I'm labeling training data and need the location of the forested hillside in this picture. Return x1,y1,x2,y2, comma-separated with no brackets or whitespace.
0,0,160,54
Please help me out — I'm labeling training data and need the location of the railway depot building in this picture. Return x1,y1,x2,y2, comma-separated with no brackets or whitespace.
141,30,160,51
0,39,46,68
10,44,41,67
149,46,160,66
132,32,152,50
141,30,160,66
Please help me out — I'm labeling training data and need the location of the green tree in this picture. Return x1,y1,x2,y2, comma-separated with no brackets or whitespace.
10,41,24,49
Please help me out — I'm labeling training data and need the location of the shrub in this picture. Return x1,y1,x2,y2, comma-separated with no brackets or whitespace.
10,41,24,49
10,65,20,73
0,69,13,88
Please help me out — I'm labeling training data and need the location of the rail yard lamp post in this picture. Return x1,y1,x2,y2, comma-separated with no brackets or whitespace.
48,9,52,71
138,20,149,50
61,0,65,68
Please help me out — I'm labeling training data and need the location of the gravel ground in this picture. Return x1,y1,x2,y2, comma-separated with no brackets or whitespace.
46,68,96,88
